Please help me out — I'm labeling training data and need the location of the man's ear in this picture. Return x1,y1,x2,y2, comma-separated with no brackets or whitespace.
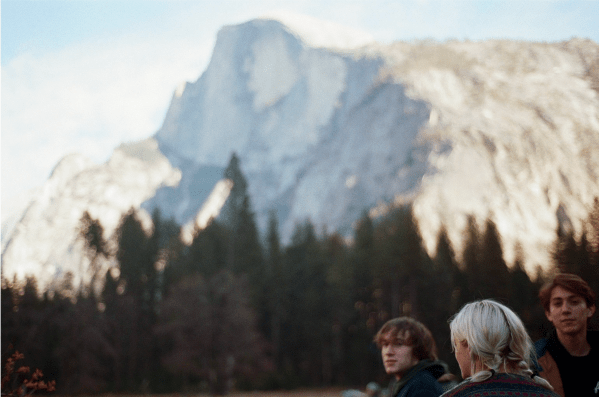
587,305,596,319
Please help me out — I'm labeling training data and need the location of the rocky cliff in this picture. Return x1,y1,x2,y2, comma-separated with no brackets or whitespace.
3,16,598,289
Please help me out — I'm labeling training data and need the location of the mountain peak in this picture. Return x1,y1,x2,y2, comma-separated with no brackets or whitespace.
256,11,376,50
49,153,95,180
3,16,599,291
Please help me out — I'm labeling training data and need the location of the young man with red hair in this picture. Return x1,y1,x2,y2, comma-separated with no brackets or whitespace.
535,273,598,397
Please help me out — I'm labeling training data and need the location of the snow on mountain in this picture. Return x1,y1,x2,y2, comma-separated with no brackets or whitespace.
2,16,599,290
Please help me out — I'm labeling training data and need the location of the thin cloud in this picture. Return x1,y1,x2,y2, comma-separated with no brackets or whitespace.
1,31,207,212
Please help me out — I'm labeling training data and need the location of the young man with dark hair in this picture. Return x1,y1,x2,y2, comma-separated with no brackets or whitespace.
535,273,599,397
374,317,455,397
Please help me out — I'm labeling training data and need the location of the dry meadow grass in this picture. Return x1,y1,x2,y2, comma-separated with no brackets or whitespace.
82,389,346,397
221,388,344,397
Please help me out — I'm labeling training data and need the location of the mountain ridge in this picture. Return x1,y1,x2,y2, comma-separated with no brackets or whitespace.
2,16,599,289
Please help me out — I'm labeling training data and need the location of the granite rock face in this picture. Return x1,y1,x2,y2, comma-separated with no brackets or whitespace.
3,16,599,289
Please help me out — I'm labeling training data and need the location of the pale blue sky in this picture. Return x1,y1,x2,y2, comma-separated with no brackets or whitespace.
4,1,599,64
2,0,599,214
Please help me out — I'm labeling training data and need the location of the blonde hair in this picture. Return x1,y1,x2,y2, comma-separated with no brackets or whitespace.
449,300,552,389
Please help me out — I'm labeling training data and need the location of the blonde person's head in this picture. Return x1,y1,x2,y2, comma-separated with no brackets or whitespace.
449,300,552,389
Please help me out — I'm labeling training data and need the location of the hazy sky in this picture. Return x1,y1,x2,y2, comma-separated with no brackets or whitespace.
2,0,599,215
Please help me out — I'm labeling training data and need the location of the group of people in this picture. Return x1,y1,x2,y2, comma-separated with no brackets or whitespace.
351,273,598,397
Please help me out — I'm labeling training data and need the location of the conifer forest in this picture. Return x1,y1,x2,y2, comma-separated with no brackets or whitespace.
2,157,599,395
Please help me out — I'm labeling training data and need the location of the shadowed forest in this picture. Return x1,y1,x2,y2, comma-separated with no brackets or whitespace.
2,155,599,395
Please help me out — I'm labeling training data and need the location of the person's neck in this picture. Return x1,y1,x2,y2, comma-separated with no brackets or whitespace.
556,328,591,356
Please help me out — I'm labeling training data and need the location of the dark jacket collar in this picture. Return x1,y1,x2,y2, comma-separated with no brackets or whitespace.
389,359,447,396
547,328,599,358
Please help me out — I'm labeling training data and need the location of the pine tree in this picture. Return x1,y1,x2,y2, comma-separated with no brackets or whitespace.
280,220,330,385
397,205,432,320
577,228,595,287
322,232,355,385
461,215,481,303
156,271,268,395
353,212,376,310
430,225,462,365
220,153,264,281
1,278,16,353
55,296,115,393
341,212,381,385
80,212,108,258
265,210,283,368
219,153,266,340
588,198,599,262
433,225,461,312
555,228,579,274
114,209,160,390
552,207,579,274
117,209,150,297
185,221,229,278
508,244,534,317
151,209,180,249
79,211,109,297
583,198,599,296
479,217,510,301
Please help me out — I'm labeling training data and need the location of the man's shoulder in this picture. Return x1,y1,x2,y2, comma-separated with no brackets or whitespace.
412,368,441,382
400,369,443,396
405,369,441,387
535,337,550,356
534,336,552,373
535,329,560,359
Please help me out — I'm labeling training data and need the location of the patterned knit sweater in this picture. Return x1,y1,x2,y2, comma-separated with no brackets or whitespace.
440,373,561,397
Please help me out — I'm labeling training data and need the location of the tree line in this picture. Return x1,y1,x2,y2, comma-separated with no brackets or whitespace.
2,154,598,395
